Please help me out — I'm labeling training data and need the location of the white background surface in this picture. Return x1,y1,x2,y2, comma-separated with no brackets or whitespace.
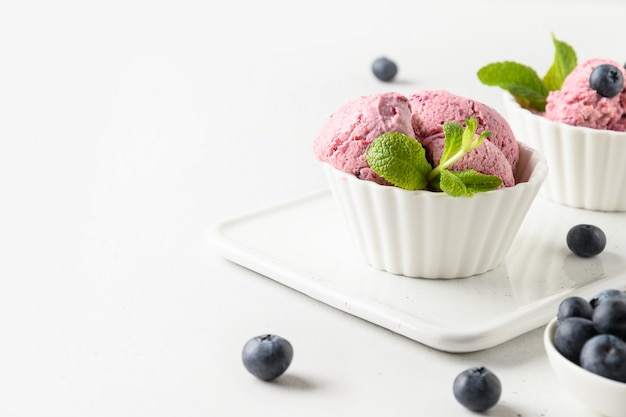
1,0,625,415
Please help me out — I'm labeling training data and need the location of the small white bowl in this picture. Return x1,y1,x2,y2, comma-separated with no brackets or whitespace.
504,94,626,212
544,317,626,417
322,142,547,279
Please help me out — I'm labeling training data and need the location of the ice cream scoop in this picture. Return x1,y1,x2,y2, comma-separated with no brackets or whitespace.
421,132,515,188
313,92,414,184
408,90,519,172
545,58,626,131
314,90,518,189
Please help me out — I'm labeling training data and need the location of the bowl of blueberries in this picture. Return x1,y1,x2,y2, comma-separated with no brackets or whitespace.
544,288,626,417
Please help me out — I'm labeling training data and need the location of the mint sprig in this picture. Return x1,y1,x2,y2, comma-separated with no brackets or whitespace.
543,34,578,91
365,117,503,197
477,34,577,111
477,61,549,111
366,131,432,190
439,169,504,197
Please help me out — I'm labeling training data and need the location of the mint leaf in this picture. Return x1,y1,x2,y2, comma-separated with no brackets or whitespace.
429,117,491,181
440,121,464,164
366,118,503,196
477,61,549,111
543,34,577,91
439,170,503,197
477,34,577,111
366,132,432,190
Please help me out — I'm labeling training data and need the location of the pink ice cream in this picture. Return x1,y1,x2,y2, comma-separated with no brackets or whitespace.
408,90,518,187
408,90,519,171
419,133,515,188
545,58,626,131
314,90,519,189
313,92,415,184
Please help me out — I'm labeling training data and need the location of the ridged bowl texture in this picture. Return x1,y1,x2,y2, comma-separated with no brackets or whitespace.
322,142,547,279
504,94,626,212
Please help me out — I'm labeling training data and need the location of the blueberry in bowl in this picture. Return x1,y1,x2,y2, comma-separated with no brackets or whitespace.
544,291,626,417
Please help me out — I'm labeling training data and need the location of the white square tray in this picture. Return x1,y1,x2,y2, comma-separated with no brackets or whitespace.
207,190,626,352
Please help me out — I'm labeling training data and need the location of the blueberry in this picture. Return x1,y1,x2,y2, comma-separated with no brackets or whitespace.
453,366,501,412
589,64,624,98
242,334,293,381
554,317,597,364
372,57,398,82
566,224,606,257
590,288,626,308
557,296,594,323
592,298,626,338
580,334,626,383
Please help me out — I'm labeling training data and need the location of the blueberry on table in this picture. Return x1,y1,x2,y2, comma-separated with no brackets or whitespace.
372,57,398,82
580,334,626,383
589,64,624,98
242,334,293,381
566,224,606,257
554,317,597,364
453,366,501,412
557,296,593,322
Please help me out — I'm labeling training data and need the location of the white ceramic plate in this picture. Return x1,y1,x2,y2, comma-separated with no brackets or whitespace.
207,190,626,352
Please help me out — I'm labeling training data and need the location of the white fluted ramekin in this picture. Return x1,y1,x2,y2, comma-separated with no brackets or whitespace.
322,142,547,279
504,94,626,212
544,318,626,417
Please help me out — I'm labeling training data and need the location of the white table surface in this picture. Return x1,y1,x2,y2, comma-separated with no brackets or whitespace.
1,0,625,415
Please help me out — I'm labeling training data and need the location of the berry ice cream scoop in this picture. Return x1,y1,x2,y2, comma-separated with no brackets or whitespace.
314,90,518,190
420,132,515,188
545,58,626,131
408,90,519,172
313,92,414,185
408,90,518,187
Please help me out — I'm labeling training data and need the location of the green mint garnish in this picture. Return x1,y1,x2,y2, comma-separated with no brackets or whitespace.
428,117,490,181
366,131,432,190
543,33,578,91
365,117,503,197
439,169,504,197
477,34,577,111
476,61,549,111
